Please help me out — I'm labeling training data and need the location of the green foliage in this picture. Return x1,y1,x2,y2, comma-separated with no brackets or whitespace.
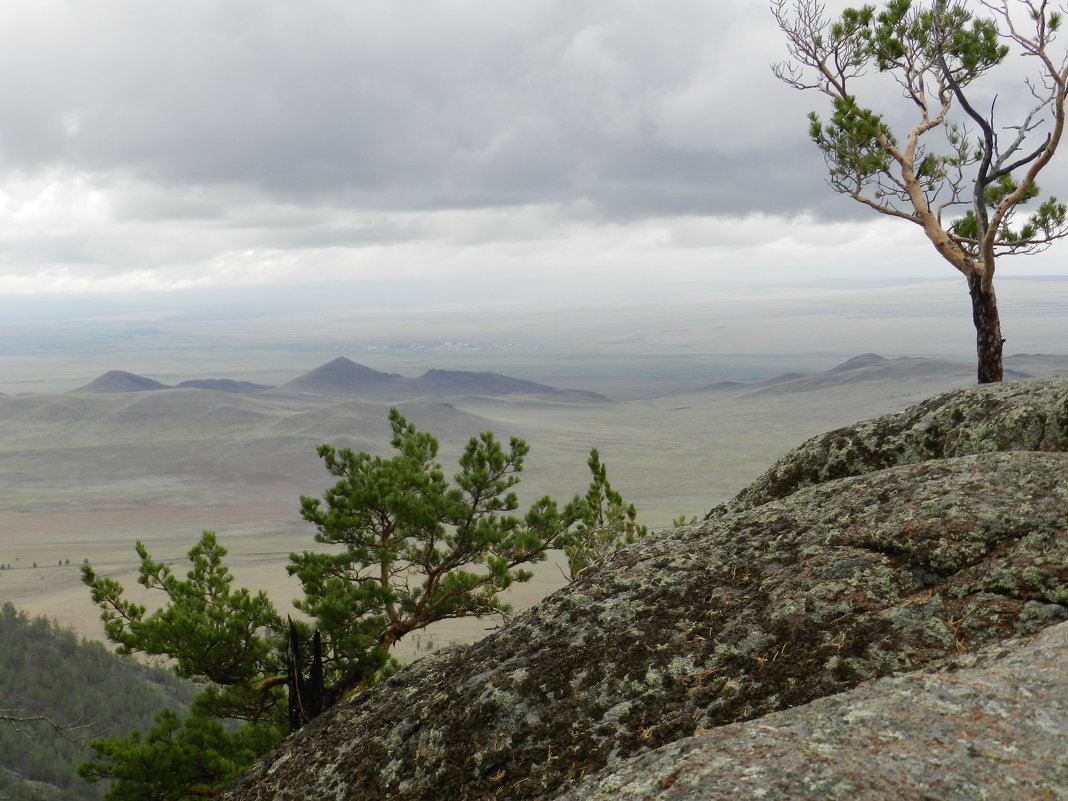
780,0,1057,237
808,95,896,189
560,448,649,581
78,709,282,801
289,408,578,689
983,175,1040,209
950,175,1066,243
1017,197,1068,241
82,532,286,718
865,0,1007,74
776,0,1068,381
803,0,1009,202
0,602,195,801
81,535,289,799
80,408,646,799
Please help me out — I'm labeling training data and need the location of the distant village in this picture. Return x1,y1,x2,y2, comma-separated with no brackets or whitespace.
363,341,540,353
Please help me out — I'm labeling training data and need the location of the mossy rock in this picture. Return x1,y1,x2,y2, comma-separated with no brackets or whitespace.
222,450,1068,801
713,374,1068,516
555,621,1068,801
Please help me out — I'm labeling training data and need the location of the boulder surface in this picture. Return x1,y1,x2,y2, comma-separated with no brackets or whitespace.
222,444,1068,800
715,373,1068,514
555,620,1068,801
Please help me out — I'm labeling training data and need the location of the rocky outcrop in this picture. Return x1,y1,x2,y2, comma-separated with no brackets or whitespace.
222,444,1068,800
715,374,1068,515
555,620,1068,801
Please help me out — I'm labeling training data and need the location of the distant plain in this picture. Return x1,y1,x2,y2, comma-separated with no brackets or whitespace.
1,277,1066,662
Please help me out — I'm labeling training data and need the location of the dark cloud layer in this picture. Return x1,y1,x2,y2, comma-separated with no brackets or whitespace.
0,1,827,216
0,1,1066,295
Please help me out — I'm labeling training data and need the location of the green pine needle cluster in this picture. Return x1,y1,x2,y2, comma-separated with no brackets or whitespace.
561,448,649,581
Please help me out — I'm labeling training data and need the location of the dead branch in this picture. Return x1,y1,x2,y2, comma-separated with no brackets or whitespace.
0,706,103,742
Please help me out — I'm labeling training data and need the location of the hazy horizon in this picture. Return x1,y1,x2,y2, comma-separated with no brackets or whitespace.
2,274,1066,396
2,2,1065,400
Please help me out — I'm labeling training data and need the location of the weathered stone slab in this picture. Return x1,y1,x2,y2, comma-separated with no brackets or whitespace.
715,374,1068,514
555,621,1068,801
222,450,1068,801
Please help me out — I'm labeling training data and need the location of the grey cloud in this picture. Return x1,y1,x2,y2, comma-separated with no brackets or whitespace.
0,234,99,267
0,1,834,220
109,188,230,223
4,0,1063,292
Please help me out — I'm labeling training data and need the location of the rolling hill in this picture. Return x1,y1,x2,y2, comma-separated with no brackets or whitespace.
3,350,1065,660
276,357,403,395
71,370,171,394
276,357,603,400
0,603,195,800
66,357,600,401
175,379,273,393
698,352,1063,399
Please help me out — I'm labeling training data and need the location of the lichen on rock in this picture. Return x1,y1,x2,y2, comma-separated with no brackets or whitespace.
221,446,1068,801
713,374,1068,515
553,620,1068,801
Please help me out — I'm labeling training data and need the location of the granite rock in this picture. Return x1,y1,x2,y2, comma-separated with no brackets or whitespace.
555,621,1068,801
221,449,1068,801
713,374,1068,515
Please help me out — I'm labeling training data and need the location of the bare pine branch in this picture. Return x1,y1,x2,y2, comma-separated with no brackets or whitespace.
1,705,102,743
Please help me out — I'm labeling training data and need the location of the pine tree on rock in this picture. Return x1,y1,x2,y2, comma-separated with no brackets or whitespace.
773,0,1068,382
80,408,646,799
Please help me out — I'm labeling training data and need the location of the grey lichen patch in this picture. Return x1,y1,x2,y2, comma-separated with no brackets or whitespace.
713,375,1068,516
222,449,1068,801
1017,600,1068,631
553,622,1068,801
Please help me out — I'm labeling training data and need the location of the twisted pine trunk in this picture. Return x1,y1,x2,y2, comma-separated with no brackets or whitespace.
967,272,1004,384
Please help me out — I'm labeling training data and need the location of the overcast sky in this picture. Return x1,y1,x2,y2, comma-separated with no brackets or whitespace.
1,0,1067,305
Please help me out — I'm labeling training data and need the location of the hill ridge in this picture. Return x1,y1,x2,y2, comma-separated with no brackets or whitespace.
71,369,171,394
278,357,404,395
277,357,602,400
62,352,1068,402
68,357,596,400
